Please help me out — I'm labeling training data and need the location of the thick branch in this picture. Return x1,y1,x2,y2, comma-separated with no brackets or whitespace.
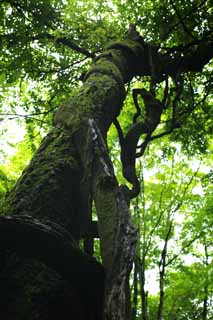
164,40,213,76
119,89,163,199
45,33,95,58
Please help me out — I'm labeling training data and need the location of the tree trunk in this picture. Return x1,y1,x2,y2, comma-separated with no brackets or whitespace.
202,288,208,320
202,243,209,320
141,266,147,320
0,215,104,320
157,221,172,320
131,259,139,320
2,37,145,320
139,258,147,320
157,270,165,320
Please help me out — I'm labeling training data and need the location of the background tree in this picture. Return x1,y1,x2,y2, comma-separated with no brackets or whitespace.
130,143,213,320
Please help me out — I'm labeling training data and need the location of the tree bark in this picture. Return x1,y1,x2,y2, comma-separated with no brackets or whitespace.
139,260,147,320
3,36,144,320
131,258,139,320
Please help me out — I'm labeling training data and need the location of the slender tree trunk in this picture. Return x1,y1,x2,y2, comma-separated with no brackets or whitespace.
139,259,147,320
202,243,209,320
139,169,148,320
157,221,172,320
157,269,165,320
132,258,139,320
202,286,208,320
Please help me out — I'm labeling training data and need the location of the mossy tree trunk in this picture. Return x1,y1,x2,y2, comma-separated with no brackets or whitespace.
3,37,145,320
2,31,213,320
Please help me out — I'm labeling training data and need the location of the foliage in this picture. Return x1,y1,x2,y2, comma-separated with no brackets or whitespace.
130,141,213,320
162,263,213,320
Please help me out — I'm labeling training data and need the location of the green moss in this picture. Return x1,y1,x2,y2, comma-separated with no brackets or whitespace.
53,39,145,133
107,39,144,57
5,37,145,265
93,49,129,78
53,48,127,132
54,72,124,132
5,128,83,238
86,58,123,85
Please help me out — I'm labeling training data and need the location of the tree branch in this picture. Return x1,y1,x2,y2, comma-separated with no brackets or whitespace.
3,0,95,59
44,33,95,58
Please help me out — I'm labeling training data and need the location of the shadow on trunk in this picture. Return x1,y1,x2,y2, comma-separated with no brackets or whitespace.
0,215,105,320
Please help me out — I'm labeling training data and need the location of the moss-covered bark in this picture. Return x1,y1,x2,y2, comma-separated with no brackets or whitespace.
2,37,145,319
6,38,144,256
7,129,85,238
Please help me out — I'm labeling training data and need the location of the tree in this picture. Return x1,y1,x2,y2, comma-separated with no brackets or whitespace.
130,146,212,320
160,260,213,320
0,0,212,319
